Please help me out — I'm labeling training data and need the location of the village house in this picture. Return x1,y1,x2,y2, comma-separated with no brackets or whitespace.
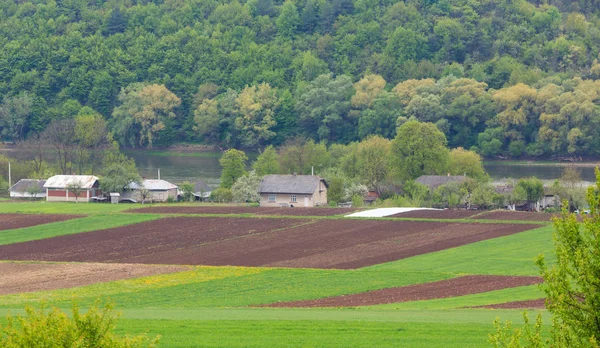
9,179,46,199
258,174,327,207
44,175,100,202
122,179,178,203
191,180,212,201
415,175,468,191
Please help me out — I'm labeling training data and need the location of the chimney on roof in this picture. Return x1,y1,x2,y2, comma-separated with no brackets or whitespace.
447,173,450,177
293,172,297,176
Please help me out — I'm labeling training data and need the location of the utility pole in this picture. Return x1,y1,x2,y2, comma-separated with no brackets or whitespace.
8,162,11,187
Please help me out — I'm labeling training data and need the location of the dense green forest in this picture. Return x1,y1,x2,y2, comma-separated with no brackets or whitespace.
2,0,600,157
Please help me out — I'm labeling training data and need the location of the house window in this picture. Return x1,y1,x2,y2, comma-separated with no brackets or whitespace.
268,194,276,202
290,195,297,203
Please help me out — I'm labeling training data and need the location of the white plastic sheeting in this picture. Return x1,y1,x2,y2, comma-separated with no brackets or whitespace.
345,207,441,218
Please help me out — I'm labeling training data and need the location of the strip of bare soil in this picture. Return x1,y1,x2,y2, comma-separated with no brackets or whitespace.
473,211,557,222
261,275,543,307
389,210,481,219
129,206,358,216
472,298,546,309
0,214,82,231
0,262,189,295
0,218,539,269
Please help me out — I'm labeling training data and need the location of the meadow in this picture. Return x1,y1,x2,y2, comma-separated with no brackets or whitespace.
0,201,555,347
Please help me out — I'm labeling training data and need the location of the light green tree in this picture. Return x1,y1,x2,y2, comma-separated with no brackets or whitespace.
276,0,299,38
490,170,600,347
219,149,248,189
252,145,280,176
180,181,195,202
390,120,450,181
448,147,488,181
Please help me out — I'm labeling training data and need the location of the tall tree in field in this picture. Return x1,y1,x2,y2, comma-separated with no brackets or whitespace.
234,83,279,148
219,149,248,189
42,119,77,175
112,83,181,148
390,120,449,181
357,135,391,194
75,109,109,174
252,145,280,176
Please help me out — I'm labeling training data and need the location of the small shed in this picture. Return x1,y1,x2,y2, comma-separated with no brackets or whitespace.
109,192,120,204
44,175,100,202
9,179,46,199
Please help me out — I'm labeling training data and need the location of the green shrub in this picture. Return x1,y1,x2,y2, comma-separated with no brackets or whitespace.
210,187,233,203
0,302,159,347
351,194,364,208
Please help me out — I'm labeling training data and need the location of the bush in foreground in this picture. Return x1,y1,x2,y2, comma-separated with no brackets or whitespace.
0,302,159,347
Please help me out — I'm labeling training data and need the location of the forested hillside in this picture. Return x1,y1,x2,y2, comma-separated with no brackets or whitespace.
2,0,600,157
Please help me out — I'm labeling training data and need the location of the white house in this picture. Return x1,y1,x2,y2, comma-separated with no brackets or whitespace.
122,179,178,202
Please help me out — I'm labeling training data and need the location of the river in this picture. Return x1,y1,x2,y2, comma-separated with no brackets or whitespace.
2,148,599,186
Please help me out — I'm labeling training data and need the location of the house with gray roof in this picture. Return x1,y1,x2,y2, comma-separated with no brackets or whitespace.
9,179,46,199
415,175,467,191
123,179,178,202
258,174,328,207
192,180,212,201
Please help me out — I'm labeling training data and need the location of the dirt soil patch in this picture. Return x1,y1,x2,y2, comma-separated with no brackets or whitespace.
0,214,82,231
473,211,557,222
261,275,543,307
0,217,540,269
0,262,189,295
389,210,481,219
472,298,546,309
129,206,359,216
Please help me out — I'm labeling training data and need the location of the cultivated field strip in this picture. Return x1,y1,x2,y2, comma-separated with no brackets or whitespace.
262,275,543,307
0,213,83,231
0,217,540,269
129,206,359,216
0,262,189,295
472,210,559,221
389,210,482,219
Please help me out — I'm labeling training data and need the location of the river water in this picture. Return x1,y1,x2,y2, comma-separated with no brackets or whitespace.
2,148,599,186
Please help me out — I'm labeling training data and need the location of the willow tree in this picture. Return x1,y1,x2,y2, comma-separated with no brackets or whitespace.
112,83,181,148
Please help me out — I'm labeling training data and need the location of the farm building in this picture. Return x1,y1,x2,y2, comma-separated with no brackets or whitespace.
258,174,327,207
192,180,212,201
415,175,467,191
9,179,46,199
123,179,178,202
44,175,100,202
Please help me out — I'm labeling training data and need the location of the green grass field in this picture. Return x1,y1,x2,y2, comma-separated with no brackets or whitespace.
0,203,556,347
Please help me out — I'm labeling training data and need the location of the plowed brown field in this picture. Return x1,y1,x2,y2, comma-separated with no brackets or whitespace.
389,210,481,219
0,262,189,295
473,211,557,221
0,214,82,231
0,217,540,269
129,206,358,216
473,298,546,309
262,275,543,307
